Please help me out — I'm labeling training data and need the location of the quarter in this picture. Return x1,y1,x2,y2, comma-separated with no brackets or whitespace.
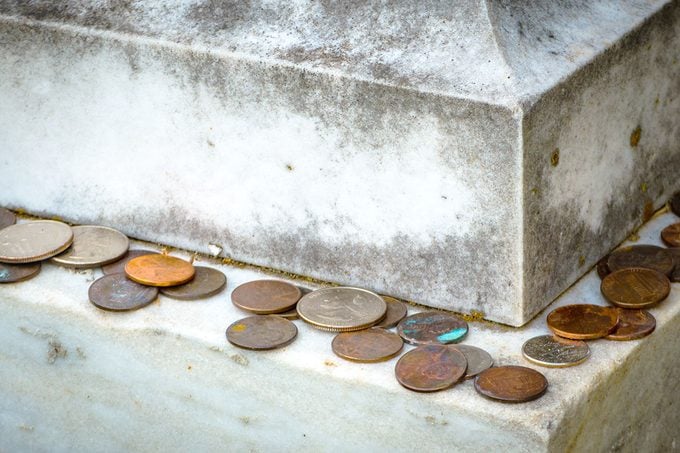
51,225,129,268
226,315,298,350
297,287,386,332
546,304,619,340
395,344,467,392
397,312,468,345
161,266,226,300
0,262,41,283
607,245,673,276
332,328,404,363
125,254,195,287
605,308,656,341
0,207,16,229
88,273,159,311
474,366,548,403
601,267,670,308
522,335,590,367
660,223,680,247
231,280,302,314
102,249,159,275
449,344,493,379
0,220,73,263
374,296,408,329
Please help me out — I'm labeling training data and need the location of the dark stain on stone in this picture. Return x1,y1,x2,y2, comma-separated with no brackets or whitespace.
630,126,642,147
47,339,67,364
550,147,559,167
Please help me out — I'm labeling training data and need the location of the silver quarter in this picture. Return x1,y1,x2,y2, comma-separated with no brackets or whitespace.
51,225,129,268
522,334,590,368
0,220,73,263
449,344,493,379
297,287,387,331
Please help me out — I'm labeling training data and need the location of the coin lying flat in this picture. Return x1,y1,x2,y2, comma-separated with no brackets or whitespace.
671,192,680,217
547,304,619,340
297,287,386,332
607,245,673,276
660,223,680,247
226,315,298,350
231,280,302,314
449,344,493,379
666,248,680,283
397,312,468,346
395,344,467,392
374,296,408,329
102,249,159,275
0,207,16,230
596,254,611,280
605,308,656,341
0,220,73,263
51,225,129,268
522,335,590,368
125,254,195,287
332,328,404,363
601,268,670,308
474,366,548,403
0,262,41,283
160,266,226,300
275,309,300,320
88,273,159,311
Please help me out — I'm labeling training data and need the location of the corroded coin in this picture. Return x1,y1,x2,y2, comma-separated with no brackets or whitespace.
125,254,195,287
374,296,408,329
397,312,468,345
0,262,41,283
606,308,656,341
474,366,548,403
160,266,226,300
522,335,590,368
51,225,129,268
0,220,73,263
395,344,467,392
297,287,386,332
449,344,494,379
231,280,302,314
666,248,680,282
596,254,611,280
547,304,619,340
88,273,159,311
661,223,680,247
102,249,159,275
601,267,670,308
671,191,680,217
0,207,16,229
332,328,404,363
607,245,673,276
226,315,298,350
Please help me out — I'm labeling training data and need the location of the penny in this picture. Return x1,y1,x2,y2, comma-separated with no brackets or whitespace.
275,308,300,320
332,328,404,363
449,344,494,379
161,266,226,300
0,220,73,263
51,225,129,268
395,344,467,392
606,308,656,341
607,245,673,276
661,223,680,247
125,254,195,287
0,262,41,283
546,304,619,340
601,268,670,308
596,254,611,279
374,296,408,329
522,335,590,368
0,207,16,229
474,366,548,403
666,248,680,282
226,315,298,350
671,191,680,217
102,249,160,275
231,280,302,314
297,287,387,332
88,273,159,311
397,312,469,346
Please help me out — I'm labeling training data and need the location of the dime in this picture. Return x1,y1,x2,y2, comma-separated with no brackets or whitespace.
397,312,468,346
666,248,680,282
449,344,493,379
601,267,670,308
607,245,673,276
546,304,619,340
51,225,129,268
125,254,195,287
226,315,298,350
160,266,226,300
671,191,680,217
605,308,656,341
332,328,404,363
521,335,590,368
102,249,159,275
660,223,680,247
88,273,159,311
395,344,467,392
596,254,610,280
0,220,73,263
0,262,41,283
374,296,408,329
0,207,16,229
296,287,387,332
231,280,302,314
474,366,548,403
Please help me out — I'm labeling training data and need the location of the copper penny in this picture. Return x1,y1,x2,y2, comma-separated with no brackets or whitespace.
231,280,302,314
661,223,680,247
226,315,298,350
474,366,548,403
397,312,468,345
667,248,680,282
88,273,159,311
522,335,590,368
671,191,680,217
607,245,673,276
596,254,611,280
0,207,16,230
102,249,160,275
275,308,300,320
606,308,656,341
601,268,670,308
332,328,404,363
51,225,129,268
161,266,226,300
546,304,619,340
0,262,41,283
125,254,195,287
297,287,387,332
374,296,408,329
0,220,73,263
449,344,493,379
395,344,467,392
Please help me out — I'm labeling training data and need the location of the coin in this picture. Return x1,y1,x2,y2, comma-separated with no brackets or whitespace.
160,266,226,300
297,287,386,332
332,328,404,363
231,280,302,314
449,344,493,379
596,254,611,279
607,245,673,276
397,312,468,346
671,192,680,217
474,366,548,403
661,223,680,247
88,273,159,311
605,308,656,341
0,220,73,263
102,249,159,275
275,308,300,320
395,344,467,392
666,248,680,282
601,267,670,308
0,207,16,229
374,296,408,329
226,315,298,350
0,262,41,283
125,254,195,287
51,225,129,268
521,335,590,368
546,304,619,340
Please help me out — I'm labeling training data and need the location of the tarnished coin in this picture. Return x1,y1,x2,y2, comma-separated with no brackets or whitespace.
275,308,300,320
0,207,16,229
661,223,680,247
601,267,670,308
666,248,680,282
606,308,656,341
102,249,159,275
449,344,493,379
0,262,41,283
88,273,159,311
160,266,226,300
547,304,619,340
332,328,404,363
596,254,611,280
231,280,302,314
671,191,680,217
125,254,195,287
226,315,298,350
374,296,408,329
522,335,590,368
0,220,73,263
395,344,467,392
51,225,129,268
607,245,673,276
474,366,548,403
297,287,386,332
397,312,468,345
